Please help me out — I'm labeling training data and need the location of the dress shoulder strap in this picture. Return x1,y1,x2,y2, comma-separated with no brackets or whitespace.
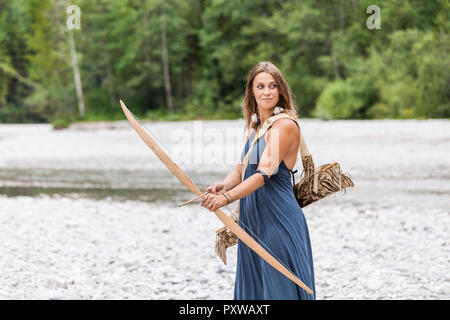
240,113,312,181
264,113,311,158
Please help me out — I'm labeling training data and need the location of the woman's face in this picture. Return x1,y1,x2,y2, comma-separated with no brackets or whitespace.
252,72,280,112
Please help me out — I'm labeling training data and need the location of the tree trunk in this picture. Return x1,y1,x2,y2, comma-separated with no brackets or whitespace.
161,2,174,112
68,29,85,117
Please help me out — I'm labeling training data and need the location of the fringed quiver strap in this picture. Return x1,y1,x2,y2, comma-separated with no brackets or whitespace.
214,113,292,264
215,204,239,264
214,113,354,264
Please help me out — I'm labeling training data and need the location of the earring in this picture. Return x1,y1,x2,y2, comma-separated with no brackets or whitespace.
273,105,284,115
251,113,259,124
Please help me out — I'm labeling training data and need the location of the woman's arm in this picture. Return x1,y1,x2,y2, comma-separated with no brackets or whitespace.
202,121,298,211
204,162,242,194
226,119,298,203
222,163,242,191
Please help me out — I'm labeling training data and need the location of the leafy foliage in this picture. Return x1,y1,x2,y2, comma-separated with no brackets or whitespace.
0,0,448,123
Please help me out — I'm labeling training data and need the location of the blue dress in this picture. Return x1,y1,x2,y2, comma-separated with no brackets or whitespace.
234,128,316,300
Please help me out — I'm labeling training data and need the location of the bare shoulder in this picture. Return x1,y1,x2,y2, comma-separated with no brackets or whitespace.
272,118,300,136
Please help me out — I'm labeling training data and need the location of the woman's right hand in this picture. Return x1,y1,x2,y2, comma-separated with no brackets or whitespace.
205,182,226,195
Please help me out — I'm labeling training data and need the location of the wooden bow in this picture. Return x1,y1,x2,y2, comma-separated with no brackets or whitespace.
119,100,313,295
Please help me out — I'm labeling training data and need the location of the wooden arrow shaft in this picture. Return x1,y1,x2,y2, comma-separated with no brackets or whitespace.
178,192,209,207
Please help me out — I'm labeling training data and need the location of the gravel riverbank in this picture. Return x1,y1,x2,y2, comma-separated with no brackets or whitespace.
0,195,447,299
0,119,448,299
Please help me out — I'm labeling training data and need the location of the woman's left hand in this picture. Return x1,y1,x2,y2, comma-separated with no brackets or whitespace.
200,192,228,212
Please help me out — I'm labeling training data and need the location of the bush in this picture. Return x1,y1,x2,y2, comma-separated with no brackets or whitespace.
379,75,418,118
51,117,72,130
0,104,29,123
313,80,364,119
366,103,391,119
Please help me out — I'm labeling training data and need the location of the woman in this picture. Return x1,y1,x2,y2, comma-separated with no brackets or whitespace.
201,61,315,300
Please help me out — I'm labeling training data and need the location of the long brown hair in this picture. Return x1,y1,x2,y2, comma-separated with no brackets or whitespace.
242,61,297,130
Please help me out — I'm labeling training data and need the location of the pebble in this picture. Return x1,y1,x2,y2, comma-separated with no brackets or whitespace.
0,196,448,299
0,120,448,299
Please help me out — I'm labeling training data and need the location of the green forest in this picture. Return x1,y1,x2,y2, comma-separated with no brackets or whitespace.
0,0,448,127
